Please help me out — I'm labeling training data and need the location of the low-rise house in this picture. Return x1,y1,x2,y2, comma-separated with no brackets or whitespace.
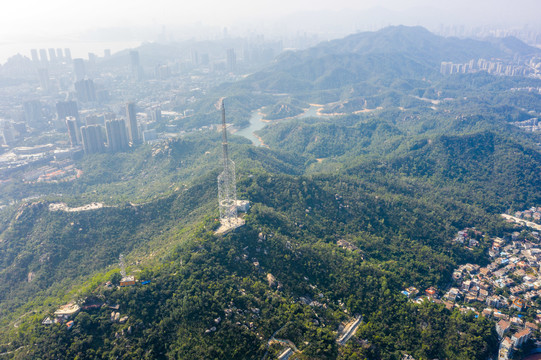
445,288,461,301
443,301,455,310
496,320,511,338
494,312,510,321
498,336,513,360
425,287,438,298
465,264,480,274
405,287,419,297
479,268,491,277
512,328,531,347
468,287,479,297
120,275,135,287
487,296,504,308
482,308,493,318
514,269,526,277
54,303,80,322
510,286,524,295
523,282,535,291
524,291,538,301
479,289,489,298
512,298,526,311
510,317,524,327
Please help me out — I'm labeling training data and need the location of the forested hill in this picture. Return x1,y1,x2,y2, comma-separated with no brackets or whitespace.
0,116,535,358
232,26,540,93
1,158,503,359
184,26,541,130
1,26,541,359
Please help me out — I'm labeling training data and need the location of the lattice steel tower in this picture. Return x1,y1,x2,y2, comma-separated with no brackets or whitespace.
217,99,238,225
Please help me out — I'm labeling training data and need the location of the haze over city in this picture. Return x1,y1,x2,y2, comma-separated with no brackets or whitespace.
1,0,540,44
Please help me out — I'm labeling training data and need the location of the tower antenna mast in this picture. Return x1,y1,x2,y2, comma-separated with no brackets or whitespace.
221,100,230,169
217,98,242,230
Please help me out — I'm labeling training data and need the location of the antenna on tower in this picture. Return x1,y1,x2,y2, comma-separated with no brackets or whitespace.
220,99,230,170
216,98,246,233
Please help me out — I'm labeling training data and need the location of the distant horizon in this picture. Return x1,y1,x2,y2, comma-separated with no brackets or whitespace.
0,22,539,66
1,1,540,44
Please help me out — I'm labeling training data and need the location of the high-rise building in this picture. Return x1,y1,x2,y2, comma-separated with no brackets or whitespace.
80,124,105,154
30,49,39,63
56,101,80,123
2,122,14,146
85,115,104,126
151,107,162,122
37,68,50,91
226,48,236,72
142,129,157,143
12,122,27,136
39,49,48,65
200,53,209,66
73,58,86,81
191,50,199,65
65,116,80,146
75,79,97,103
23,100,42,128
155,65,171,79
126,102,139,144
129,50,142,80
96,89,110,103
56,48,63,60
48,48,57,63
105,118,129,152
88,53,97,63
64,48,72,61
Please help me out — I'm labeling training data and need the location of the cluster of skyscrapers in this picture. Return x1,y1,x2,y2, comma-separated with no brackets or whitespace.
31,48,72,65
440,57,541,78
60,101,141,155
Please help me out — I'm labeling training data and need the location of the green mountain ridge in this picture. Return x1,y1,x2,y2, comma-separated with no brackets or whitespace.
1,161,504,359
2,26,541,359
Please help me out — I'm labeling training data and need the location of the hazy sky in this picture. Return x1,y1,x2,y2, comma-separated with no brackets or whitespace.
1,0,540,42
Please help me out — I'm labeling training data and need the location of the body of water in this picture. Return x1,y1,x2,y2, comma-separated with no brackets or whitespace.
235,105,328,146
235,111,267,146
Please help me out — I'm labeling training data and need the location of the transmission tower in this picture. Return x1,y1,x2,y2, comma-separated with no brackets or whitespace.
217,99,239,226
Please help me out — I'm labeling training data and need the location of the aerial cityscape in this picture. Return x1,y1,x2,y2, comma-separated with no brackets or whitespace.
1,1,541,359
